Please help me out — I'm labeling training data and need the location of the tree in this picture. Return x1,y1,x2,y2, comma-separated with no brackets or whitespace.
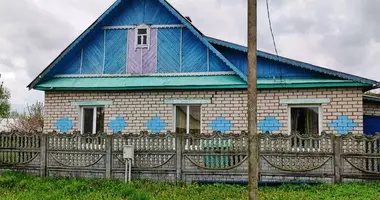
0,82,11,118
8,102,44,133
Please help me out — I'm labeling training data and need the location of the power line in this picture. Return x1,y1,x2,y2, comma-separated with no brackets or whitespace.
265,0,279,58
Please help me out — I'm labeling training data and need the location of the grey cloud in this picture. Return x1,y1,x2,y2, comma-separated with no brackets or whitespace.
0,0,75,79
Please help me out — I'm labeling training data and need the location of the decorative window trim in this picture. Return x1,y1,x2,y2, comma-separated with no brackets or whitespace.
135,24,150,49
287,104,323,135
164,99,211,104
72,101,113,106
280,98,330,105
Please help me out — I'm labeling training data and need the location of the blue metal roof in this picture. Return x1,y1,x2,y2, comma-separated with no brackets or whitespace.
206,36,380,86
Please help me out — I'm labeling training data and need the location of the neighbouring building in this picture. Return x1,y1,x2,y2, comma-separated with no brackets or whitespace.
28,0,380,136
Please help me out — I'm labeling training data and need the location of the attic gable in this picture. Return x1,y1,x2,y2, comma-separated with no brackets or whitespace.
29,0,246,89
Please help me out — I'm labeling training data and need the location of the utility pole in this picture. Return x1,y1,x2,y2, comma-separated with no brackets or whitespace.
247,0,258,199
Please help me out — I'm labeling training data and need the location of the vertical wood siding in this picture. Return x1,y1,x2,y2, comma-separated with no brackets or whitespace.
57,53,81,74
257,58,330,79
182,29,208,72
104,30,128,74
209,52,231,72
142,28,158,74
214,45,247,75
157,28,181,73
107,0,179,26
127,29,142,74
82,33,104,74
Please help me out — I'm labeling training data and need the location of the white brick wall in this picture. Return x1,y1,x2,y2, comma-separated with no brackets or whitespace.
364,101,380,116
44,87,364,134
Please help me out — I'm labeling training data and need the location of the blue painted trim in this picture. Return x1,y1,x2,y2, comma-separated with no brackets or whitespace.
72,101,113,106
280,98,331,105
206,36,380,86
164,99,211,104
206,36,247,52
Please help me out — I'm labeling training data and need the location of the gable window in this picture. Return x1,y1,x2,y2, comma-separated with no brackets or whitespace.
81,107,104,134
135,25,150,48
175,105,201,134
289,106,322,135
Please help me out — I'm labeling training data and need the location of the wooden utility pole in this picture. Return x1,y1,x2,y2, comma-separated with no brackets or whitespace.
247,0,258,199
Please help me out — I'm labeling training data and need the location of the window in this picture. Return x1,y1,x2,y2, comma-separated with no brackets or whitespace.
135,25,149,48
289,106,321,135
174,105,201,134
81,107,104,134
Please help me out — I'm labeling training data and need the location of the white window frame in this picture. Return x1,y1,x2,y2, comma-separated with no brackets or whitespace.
135,24,150,49
173,105,202,134
287,104,323,135
80,106,104,134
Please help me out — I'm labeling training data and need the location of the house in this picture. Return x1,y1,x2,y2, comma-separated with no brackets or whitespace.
363,95,380,135
28,0,380,136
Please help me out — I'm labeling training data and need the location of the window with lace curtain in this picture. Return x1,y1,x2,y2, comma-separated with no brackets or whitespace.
175,105,201,134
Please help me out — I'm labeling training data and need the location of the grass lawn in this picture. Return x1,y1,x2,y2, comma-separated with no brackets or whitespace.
1,171,380,200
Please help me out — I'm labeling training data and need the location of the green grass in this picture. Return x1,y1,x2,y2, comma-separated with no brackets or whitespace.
1,171,380,200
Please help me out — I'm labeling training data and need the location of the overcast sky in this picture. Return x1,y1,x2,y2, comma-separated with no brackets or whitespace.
0,0,379,112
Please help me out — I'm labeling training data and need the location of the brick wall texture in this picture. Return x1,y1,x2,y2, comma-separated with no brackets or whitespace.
364,101,380,116
44,87,364,134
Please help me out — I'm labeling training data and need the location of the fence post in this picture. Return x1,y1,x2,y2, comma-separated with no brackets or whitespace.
333,135,342,183
176,133,183,182
105,135,112,179
40,134,47,178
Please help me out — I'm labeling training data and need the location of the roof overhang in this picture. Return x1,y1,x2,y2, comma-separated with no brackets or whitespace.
34,75,372,91
364,95,380,104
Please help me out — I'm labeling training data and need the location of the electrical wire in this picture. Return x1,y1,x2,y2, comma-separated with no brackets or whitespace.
266,0,279,58
265,0,282,80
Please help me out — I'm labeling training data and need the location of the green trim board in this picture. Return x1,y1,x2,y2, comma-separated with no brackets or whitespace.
72,101,113,106
164,99,211,104
280,98,330,105
35,75,246,91
34,76,372,91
